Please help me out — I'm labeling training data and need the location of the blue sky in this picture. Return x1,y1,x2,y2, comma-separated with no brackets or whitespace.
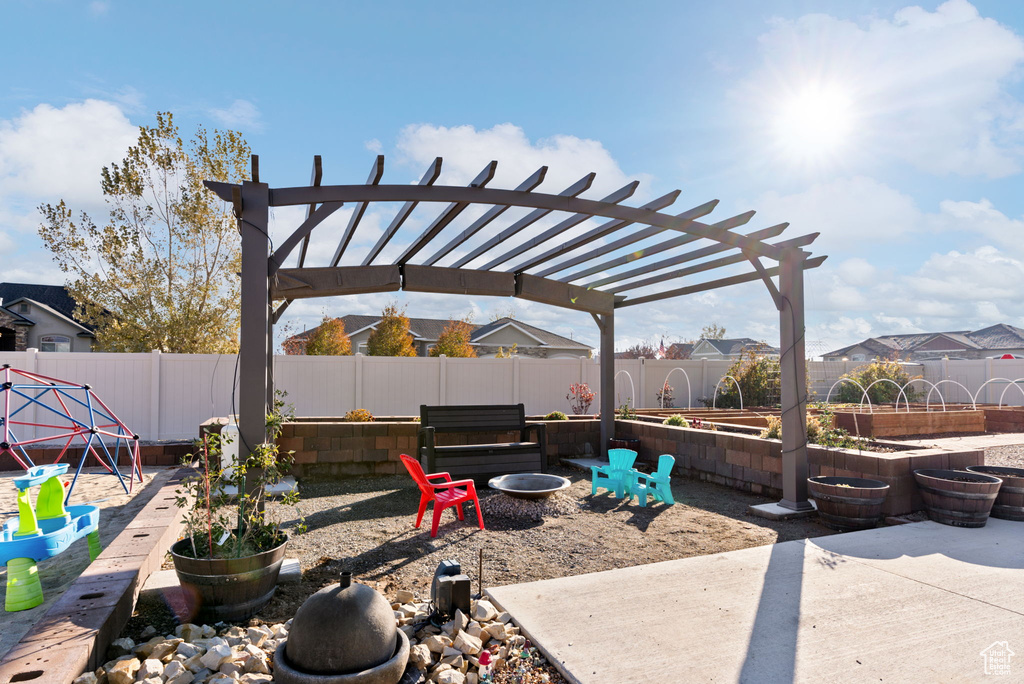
4,0,1024,354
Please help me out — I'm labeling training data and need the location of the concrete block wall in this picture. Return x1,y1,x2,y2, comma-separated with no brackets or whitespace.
273,418,600,479
615,420,983,515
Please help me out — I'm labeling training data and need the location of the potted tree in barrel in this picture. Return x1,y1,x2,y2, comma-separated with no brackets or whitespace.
171,398,304,621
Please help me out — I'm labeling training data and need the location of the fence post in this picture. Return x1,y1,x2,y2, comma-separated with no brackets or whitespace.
512,355,520,404
150,350,161,440
984,357,993,405
637,358,646,408
700,358,707,402
439,354,447,405
354,353,363,410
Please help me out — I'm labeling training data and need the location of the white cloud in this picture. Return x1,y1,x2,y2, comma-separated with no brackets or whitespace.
395,123,650,198
0,99,137,208
739,0,1024,176
751,176,920,251
89,1,110,15
209,99,263,132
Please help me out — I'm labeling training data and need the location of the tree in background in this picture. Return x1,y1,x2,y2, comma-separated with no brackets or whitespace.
701,323,727,340
38,112,249,353
619,340,657,359
836,358,921,405
366,303,417,357
429,319,477,358
712,348,781,409
304,317,352,356
489,304,517,322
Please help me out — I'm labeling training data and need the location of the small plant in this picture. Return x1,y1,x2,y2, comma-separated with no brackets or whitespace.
566,383,595,415
175,392,304,560
656,381,675,408
760,408,866,450
691,417,717,431
663,414,689,427
344,408,374,422
616,397,637,420
545,411,568,420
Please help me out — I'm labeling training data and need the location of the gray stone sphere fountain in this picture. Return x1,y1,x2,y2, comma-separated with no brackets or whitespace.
274,571,417,684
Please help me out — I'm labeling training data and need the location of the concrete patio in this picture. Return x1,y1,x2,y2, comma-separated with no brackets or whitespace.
487,519,1024,683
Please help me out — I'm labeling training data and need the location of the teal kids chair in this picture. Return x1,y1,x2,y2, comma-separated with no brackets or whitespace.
629,454,676,507
591,448,638,498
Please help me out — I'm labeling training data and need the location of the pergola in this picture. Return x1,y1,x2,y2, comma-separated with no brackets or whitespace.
205,155,827,511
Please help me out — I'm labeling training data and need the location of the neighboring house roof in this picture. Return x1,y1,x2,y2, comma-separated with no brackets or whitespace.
667,342,694,358
694,337,780,356
825,324,1024,358
0,283,96,333
0,303,34,326
287,315,591,349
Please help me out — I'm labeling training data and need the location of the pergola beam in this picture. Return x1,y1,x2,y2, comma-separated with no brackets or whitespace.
451,173,596,268
362,157,442,265
515,273,616,315
422,166,547,266
397,161,497,265
271,265,401,299
511,190,692,275
602,233,819,294
270,201,344,274
295,155,323,269
562,214,771,284
615,255,827,308
403,265,516,298
480,180,640,271
331,155,384,267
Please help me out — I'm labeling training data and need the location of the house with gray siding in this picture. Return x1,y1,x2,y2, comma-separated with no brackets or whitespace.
0,283,96,352
286,315,592,358
823,323,1024,361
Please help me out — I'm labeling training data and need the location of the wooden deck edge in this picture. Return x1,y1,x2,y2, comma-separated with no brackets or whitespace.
0,467,190,684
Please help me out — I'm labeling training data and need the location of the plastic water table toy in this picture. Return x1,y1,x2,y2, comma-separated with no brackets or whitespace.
1,463,100,611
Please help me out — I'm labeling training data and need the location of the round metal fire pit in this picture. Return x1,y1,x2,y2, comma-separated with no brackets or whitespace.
488,473,571,499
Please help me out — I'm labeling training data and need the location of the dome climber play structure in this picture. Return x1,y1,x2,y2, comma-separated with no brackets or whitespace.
0,364,142,500
0,365,142,611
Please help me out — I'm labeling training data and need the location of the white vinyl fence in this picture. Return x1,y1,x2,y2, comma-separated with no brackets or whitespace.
3,350,1024,442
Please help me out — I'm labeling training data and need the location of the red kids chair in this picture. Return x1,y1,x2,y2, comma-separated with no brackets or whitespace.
399,454,485,538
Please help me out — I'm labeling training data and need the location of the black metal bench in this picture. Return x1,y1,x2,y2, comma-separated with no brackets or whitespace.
418,404,547,483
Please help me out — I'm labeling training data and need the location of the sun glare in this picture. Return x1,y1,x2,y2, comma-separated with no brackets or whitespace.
772,84,854,163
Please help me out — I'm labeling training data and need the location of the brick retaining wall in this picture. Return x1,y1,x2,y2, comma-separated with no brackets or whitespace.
615,420,983,515
1,443,193,472
273,418,600,478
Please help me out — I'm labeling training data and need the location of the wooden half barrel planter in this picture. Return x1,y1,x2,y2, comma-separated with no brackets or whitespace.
966,465,1024,521
807,476,889,531
913,469,1003,528
170,534,288,621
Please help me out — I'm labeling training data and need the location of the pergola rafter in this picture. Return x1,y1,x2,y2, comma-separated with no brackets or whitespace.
206,153,827,513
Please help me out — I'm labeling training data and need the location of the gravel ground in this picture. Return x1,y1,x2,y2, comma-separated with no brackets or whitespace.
258,465,833,623
982,445,1024,468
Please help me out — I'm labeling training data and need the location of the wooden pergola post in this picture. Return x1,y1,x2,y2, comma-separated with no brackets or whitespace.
596,313,615,457
238,179,271,481
777,248,812,511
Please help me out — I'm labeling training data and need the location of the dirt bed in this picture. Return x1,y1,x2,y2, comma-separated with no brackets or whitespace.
259,466,833,623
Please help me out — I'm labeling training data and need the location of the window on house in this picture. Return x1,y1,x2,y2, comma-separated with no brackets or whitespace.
851,354,866,362
40,335,71,352
17,303,29,313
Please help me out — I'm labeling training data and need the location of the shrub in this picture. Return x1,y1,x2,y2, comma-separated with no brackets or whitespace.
760,408,864,449
566,383,595,415
344,408,374,422
545,411,568,420
663,414,689,427
712,348,781,409
656,381,674,408
616,397,637,420
429,318,477,358
835,359,921,405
